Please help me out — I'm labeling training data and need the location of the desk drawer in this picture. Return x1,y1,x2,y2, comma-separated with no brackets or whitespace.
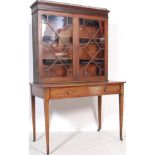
89,84,121,95
50,86,89,99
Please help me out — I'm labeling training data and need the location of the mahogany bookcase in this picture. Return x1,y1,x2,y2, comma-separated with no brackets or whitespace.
30,1,125,154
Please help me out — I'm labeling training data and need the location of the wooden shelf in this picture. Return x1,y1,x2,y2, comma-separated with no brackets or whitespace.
79,37,104,39
80,58,104,60
43,59,72,66
80,59,104,65
43,35,72,37
42,58,103,60
80,43,104,46
43,58,72,60
79,38,104,45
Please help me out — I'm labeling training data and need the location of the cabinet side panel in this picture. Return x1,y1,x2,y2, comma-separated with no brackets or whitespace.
32,12,39,83
104,19,108,81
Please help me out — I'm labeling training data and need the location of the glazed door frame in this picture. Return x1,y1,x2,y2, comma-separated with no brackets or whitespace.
76,14,108,82
37,10,108,83
38,10,76,83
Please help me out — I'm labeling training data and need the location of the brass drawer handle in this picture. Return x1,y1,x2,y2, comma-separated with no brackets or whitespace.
67,91,72,95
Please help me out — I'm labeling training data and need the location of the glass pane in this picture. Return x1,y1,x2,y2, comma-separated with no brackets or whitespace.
79,18,105,77
41,15,73,78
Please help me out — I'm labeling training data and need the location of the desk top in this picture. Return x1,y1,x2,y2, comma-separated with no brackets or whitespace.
30,81,125,88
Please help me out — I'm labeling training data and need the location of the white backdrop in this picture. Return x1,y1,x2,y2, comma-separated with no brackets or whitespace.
1,0,155,155
29,0,127,132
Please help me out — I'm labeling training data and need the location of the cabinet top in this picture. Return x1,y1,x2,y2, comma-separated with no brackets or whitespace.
30,0,110,17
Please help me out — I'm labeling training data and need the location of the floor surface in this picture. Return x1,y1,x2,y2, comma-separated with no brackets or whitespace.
29,131,126,155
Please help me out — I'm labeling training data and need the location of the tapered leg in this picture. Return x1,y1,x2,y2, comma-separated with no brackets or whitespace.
98,96,102,131
31,95,36,142
44,99,49,155
119,93,124,141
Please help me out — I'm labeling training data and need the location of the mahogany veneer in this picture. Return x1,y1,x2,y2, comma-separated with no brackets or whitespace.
30,1,125,154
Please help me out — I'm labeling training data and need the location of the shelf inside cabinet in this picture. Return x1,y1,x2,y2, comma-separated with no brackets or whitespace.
80,59,104,65
80,58,104,60
43,59,72,66
79,19,100,27
79,37,104,40
79,38,104,46
43,58,72,60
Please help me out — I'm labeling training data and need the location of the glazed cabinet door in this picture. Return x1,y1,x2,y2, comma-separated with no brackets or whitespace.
39,11,75,82
77,15,108,81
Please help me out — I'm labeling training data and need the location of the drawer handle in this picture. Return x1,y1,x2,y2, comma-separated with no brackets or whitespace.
104,87,108,92
67,91,72,95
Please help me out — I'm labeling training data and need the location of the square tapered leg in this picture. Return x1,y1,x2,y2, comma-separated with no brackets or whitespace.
98,96,102,131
